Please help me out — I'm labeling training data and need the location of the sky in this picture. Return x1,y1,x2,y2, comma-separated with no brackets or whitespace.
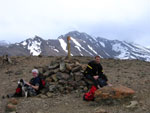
0,0,150,47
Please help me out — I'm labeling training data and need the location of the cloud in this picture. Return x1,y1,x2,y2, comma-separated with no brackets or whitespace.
0,0,149,47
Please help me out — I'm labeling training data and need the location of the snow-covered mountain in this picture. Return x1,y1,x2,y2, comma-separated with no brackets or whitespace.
1,31,150,61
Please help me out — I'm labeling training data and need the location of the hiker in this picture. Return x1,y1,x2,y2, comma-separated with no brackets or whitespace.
83,55,110,101
13,69,44,97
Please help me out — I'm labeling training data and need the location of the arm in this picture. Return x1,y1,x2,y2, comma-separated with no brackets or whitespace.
25,82,39,90
84,61,94,76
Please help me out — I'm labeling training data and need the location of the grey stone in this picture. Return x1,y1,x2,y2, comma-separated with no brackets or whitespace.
126,101,138,108
56,72,70,80
49,85,57,92
51,74,58,82
46,92,54,98
48,63,59,70
59,61,66,72
71,65,81,73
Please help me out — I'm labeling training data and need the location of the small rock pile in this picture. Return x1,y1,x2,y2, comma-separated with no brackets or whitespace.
6,98,18,113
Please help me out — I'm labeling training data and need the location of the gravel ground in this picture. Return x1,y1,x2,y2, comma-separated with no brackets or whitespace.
0,56,150,113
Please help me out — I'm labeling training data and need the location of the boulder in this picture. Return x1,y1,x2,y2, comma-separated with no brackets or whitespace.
94,85,135,101
56,72,70,80
71,65,82,73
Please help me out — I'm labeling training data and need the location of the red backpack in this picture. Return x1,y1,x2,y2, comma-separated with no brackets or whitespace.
83,85,97,101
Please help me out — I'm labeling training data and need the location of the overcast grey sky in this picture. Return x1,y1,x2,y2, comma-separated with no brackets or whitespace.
0,0,150,47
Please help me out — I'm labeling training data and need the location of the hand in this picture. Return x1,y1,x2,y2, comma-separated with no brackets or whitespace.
25,82,31,86
93,75,99,80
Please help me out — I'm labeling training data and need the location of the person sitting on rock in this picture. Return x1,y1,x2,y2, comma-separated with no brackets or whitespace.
14,69,43,97
83,55,110,101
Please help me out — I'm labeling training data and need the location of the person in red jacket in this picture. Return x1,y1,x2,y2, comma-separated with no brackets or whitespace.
83,56,110,101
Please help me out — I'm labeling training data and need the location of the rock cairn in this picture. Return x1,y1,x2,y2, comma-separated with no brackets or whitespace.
36,57,88,96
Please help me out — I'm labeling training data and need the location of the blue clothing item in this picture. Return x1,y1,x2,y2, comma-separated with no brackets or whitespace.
29,76,41,93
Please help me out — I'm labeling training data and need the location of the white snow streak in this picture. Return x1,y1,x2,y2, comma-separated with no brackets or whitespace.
88,45,98,54
58,39,68,53
99,42,105,47
53,49,59,52
75,46,81,52
71,37,94,56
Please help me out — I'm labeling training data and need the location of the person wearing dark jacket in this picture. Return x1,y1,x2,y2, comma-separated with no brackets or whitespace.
83,56,110,101
84,56,108,88
14,69,42,97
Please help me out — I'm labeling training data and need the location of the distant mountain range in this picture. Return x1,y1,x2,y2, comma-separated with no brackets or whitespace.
0,31,150,61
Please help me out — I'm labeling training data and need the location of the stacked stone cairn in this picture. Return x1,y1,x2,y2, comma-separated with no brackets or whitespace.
36,57,89,96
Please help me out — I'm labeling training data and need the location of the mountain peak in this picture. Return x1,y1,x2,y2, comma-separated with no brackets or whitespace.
0,31,150,61
32,35,44,41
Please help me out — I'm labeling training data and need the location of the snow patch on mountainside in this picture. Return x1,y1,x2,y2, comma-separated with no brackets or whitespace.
27,40,41,56
71,37,94,56
59,39,67,53
88,45,98,54
54,49,59,52
132,43,150,53
21,41,27,46
99,42,105,47
80,53,83,56
71,37,81,47
112,43,129,59
75,46,81,52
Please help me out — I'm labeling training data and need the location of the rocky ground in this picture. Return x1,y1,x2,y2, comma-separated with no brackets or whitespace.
0,56,150,113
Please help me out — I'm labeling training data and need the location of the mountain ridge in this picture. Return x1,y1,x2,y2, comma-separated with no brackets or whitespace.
0,31,150,61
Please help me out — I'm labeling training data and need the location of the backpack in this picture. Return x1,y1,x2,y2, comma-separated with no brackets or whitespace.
39,76,46,89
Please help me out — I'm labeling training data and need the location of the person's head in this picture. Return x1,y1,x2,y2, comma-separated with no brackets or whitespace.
95,55,100,64
32,69,39,77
